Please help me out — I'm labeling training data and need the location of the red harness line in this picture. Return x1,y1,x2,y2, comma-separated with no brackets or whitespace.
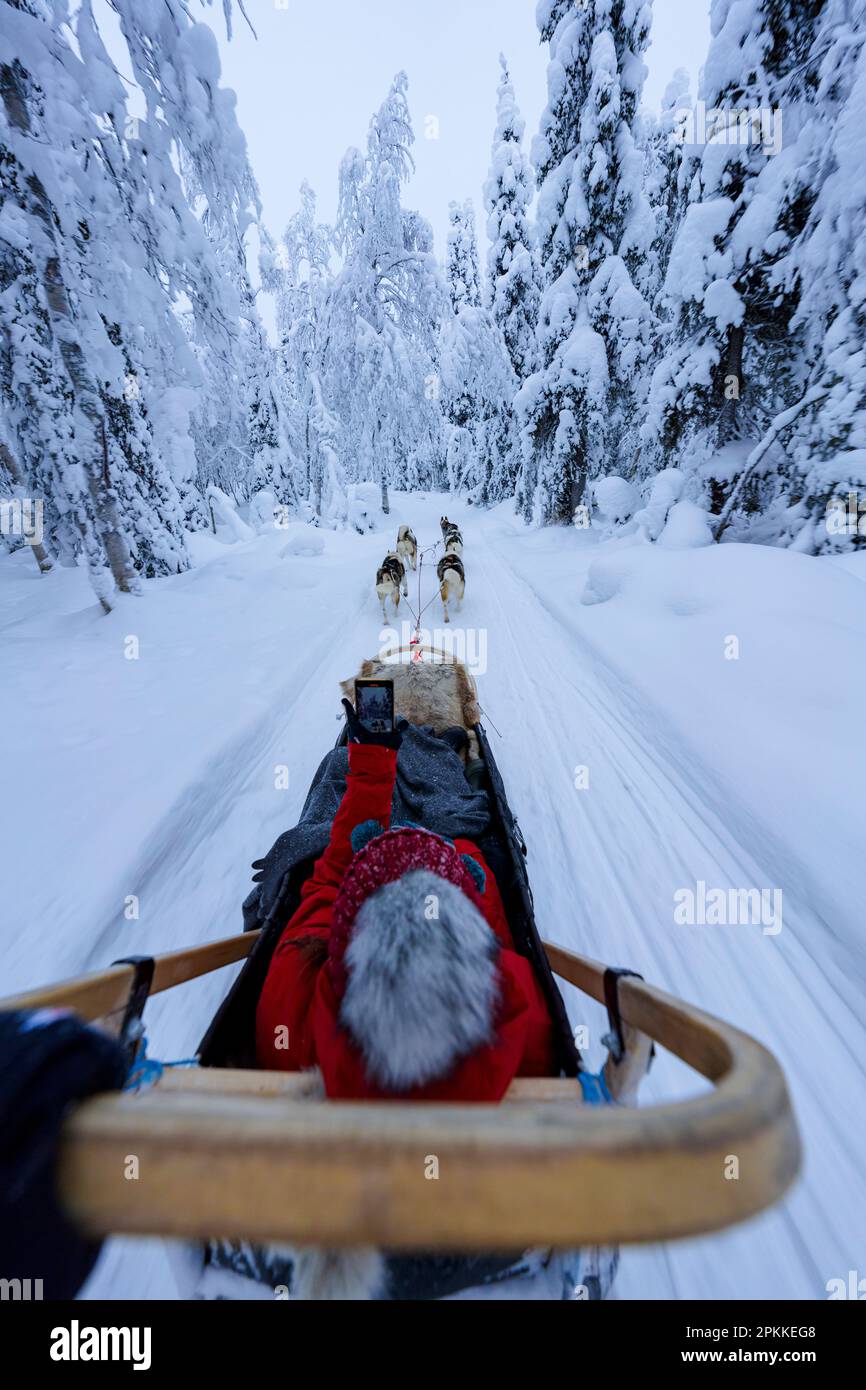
405,539,443,658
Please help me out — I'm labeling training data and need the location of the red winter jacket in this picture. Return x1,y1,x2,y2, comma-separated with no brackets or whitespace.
256,742,554,1100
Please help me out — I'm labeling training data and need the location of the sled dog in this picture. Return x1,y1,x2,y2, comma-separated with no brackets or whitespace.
396,525,418,572
437,552,465,624
376,552,406,619
439,516,463,555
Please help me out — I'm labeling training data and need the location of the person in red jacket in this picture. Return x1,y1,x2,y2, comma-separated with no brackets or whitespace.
256,703,554,1101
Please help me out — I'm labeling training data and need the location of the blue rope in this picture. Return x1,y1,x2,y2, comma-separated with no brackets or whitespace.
577,1070,615,1106
123,1028,198,1093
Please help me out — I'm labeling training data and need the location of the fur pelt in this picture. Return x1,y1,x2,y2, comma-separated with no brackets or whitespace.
265,1070,386,1302
340,655,480,742
340,869,499,1091
291,1247,386,1301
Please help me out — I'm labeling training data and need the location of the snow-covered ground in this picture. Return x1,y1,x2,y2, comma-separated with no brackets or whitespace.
2,493,865,1300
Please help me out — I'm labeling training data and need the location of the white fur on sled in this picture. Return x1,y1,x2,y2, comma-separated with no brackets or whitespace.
340,869,499,1091
291,1247,386,1301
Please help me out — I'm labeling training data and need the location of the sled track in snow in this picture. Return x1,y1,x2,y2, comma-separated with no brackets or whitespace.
491,540,866,1068
80,584,372,974
471,527,862,1298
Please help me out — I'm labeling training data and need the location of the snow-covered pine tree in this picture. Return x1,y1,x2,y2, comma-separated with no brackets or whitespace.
441,191,515,502
642,67,693,302
1,1,138,607
774,0,866,552
518,0,655,524
0,229,81,569
1,0,263,602
481,55,541,501
98,322,189,578
322,74,444,515
640,0,827,518
445,199,482,311
197,166,298,511
439,298,514,501
269,183,344,521
484,55,541,386
114,0,265,516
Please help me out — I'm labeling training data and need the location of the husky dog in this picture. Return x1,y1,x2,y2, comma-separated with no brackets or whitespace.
396,525,418,572
376,552,406,619
439,515,463,556
436,551,465,624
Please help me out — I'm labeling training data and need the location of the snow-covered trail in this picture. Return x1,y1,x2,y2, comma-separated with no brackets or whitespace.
6,492,861,1300
450,503,865,1300
75,533,406,1061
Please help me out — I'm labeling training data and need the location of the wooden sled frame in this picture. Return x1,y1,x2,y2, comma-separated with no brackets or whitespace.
0,693,800,1251
1,935,801,1251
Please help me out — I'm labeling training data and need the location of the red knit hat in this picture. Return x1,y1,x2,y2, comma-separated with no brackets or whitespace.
329,823,486,997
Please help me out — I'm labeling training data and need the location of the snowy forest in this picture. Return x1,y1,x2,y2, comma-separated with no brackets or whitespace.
3,0,866,1313
2,0,864,610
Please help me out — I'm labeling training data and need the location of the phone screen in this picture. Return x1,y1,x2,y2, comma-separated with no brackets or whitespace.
354,678,395,734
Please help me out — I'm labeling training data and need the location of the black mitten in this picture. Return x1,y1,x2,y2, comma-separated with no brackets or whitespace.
0,1009,128,1299
341,697,405,749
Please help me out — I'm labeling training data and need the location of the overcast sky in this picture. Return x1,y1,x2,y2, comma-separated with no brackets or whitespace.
212,0,710,267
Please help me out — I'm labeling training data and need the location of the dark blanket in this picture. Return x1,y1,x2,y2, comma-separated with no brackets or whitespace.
244,725,492,934
0,1009,128,1300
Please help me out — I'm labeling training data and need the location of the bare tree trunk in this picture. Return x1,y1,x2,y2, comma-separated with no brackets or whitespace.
718,323,745,443
1,61,137,610
381,477,390,515
0,442,53,573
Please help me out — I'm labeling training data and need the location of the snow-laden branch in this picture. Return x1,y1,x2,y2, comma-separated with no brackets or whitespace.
714,385,831,539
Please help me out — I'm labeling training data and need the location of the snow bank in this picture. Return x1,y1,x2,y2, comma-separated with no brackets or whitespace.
347,482,381,534
206,487,254,543
592,475,639,525
248,490,277,533
545,533,866,962
280,525,326,557
657,499,715,548
633,467,685,540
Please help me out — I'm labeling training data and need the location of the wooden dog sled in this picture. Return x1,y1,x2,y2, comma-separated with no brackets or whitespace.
0,651,801,1258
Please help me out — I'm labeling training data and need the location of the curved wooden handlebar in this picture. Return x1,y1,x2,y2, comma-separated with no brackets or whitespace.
48,940,800,1250
0,932,260,1030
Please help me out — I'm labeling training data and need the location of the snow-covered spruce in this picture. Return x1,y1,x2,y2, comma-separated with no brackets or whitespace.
0,0,282,605
639,0,866,552
482,55,542,499
440,195,515,502
518,0,656,525
318,74,445,515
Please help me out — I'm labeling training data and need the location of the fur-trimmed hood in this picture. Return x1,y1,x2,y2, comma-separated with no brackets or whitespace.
341,868,499,1091
328,823,487,996
329,822,498,1092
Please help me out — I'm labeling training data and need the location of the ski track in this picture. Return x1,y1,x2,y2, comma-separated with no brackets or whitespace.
466,517,863,1300
80,497,863,1299
80,550,378,1064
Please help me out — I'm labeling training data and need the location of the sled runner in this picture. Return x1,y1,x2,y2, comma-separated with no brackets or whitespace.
0,650,801,1286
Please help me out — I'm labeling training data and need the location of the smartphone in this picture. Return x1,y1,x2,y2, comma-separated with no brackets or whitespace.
354,677,395,735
